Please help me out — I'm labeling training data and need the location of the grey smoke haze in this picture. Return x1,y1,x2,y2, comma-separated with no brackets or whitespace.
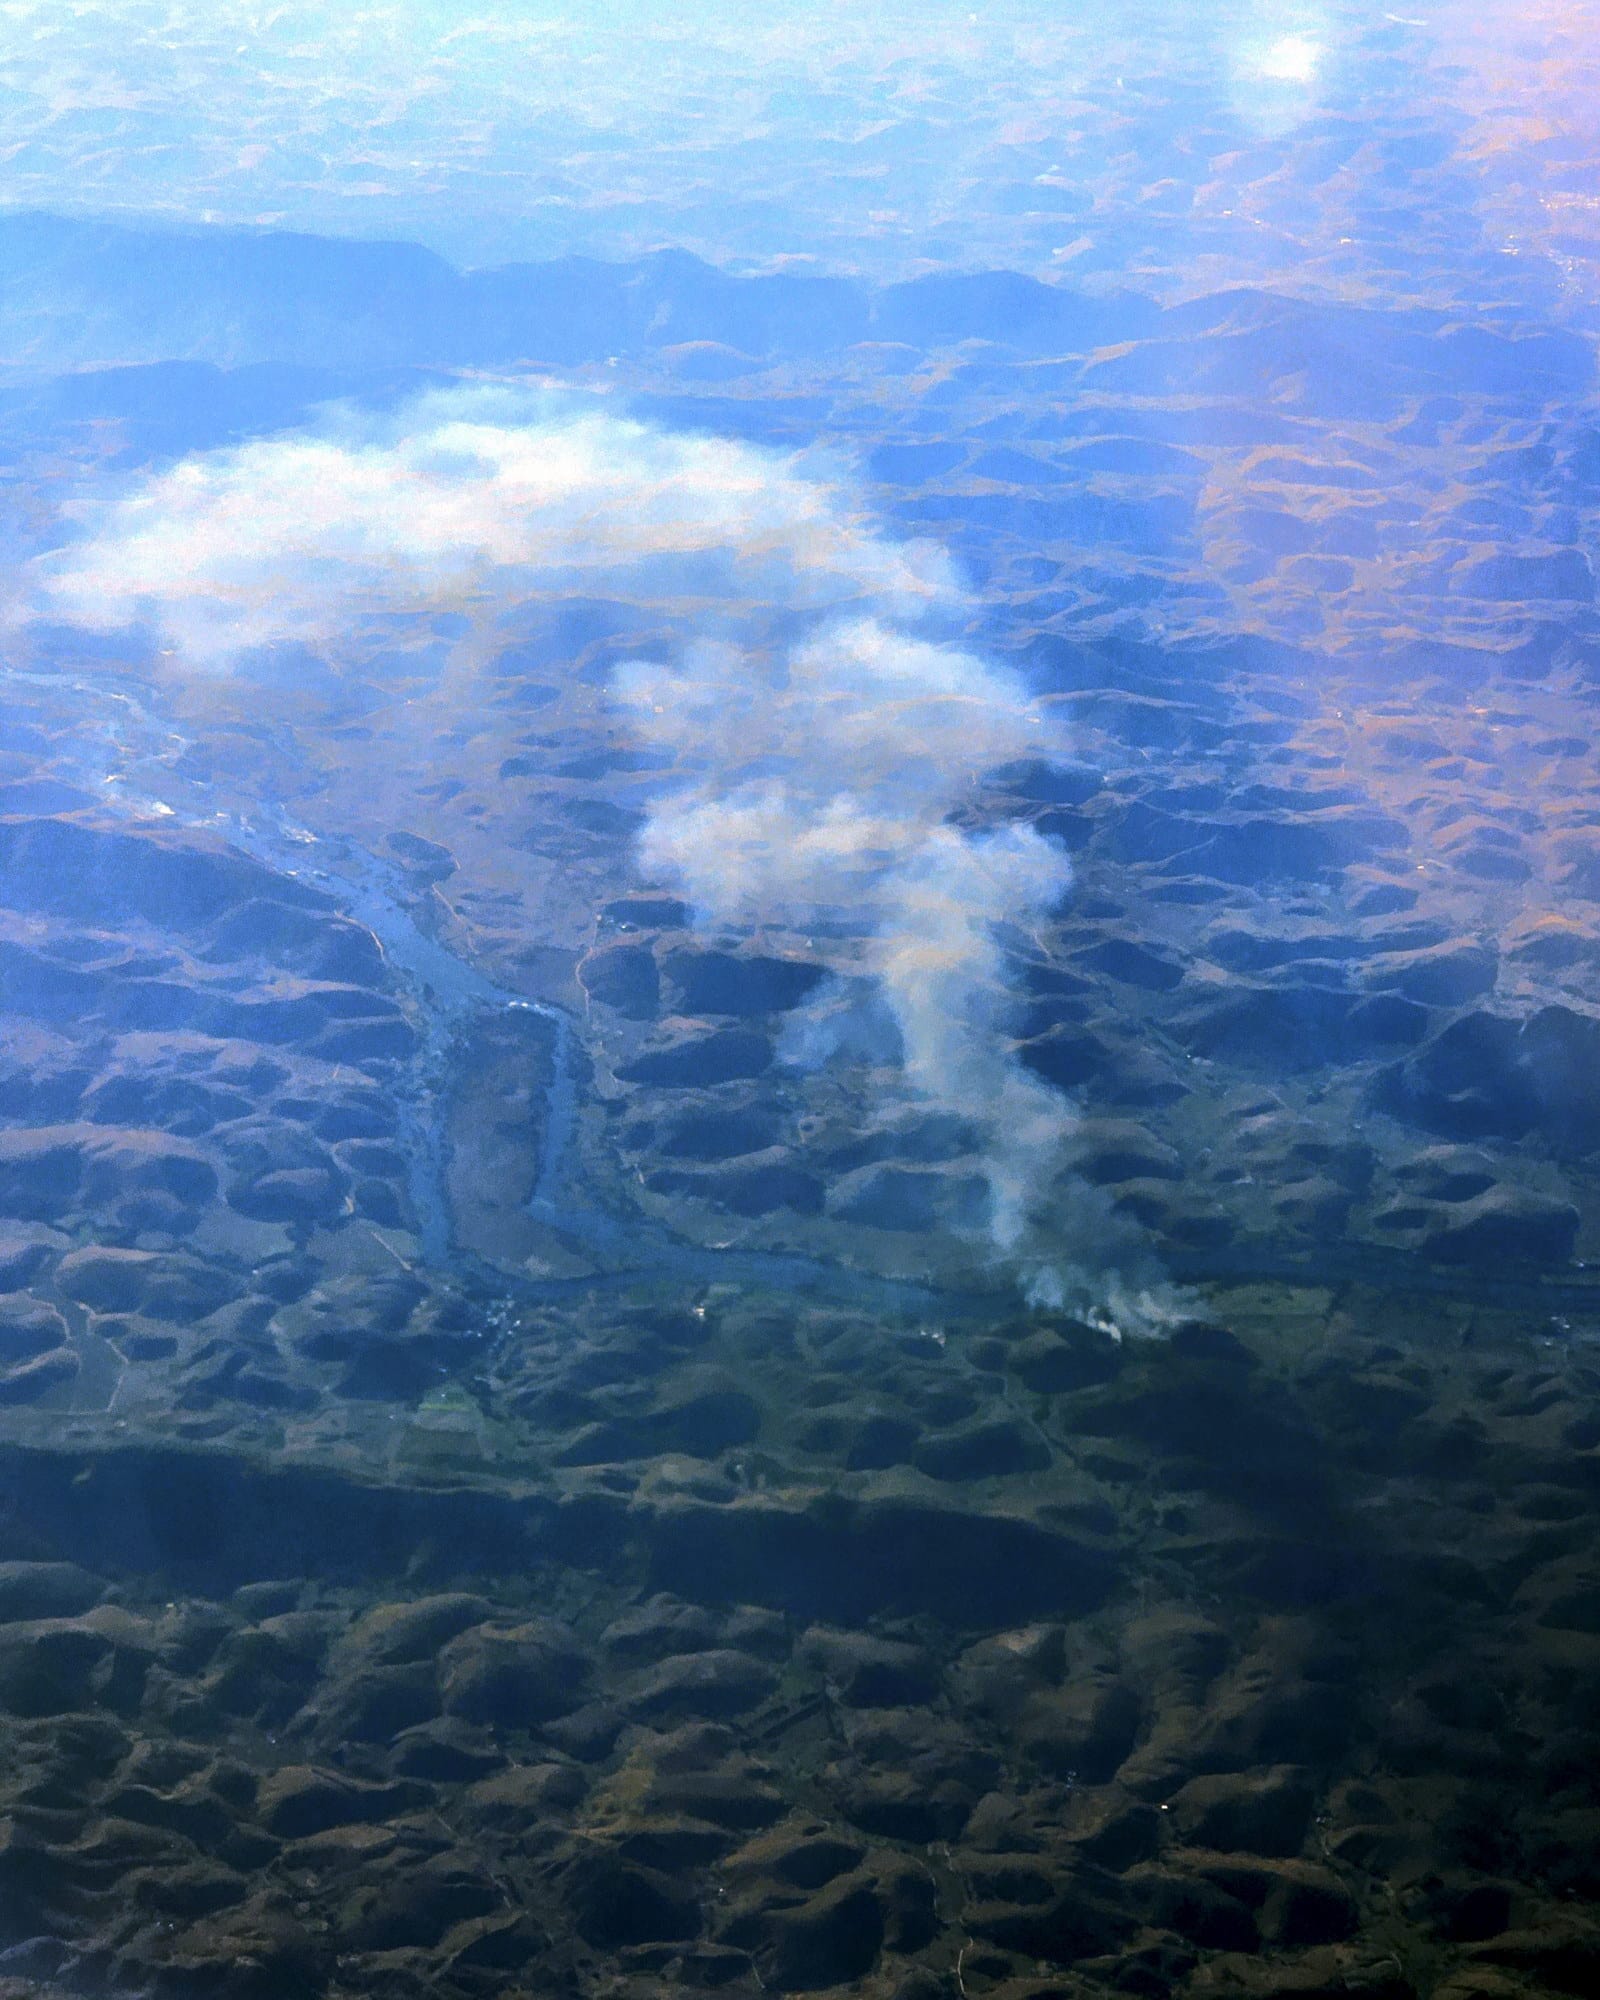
613,622,1076,1260
36,387,1180,1325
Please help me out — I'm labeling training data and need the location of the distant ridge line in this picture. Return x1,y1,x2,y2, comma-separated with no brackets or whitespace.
0,206,1157,374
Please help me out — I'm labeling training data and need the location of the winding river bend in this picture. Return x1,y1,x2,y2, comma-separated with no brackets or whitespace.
18,661,966,1322
224,803,958,1316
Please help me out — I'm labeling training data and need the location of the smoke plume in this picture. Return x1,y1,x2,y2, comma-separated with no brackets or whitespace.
36,387,1176,1324
614,620,1074,1251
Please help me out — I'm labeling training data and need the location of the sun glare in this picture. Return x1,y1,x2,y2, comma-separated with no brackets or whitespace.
1255,31,1322,81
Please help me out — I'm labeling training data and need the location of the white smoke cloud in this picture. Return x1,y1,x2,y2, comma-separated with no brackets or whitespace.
615,618,1080,1261
34,386,1177,1325
38,388,959,667
618,620,1059,907
619,622,1185,1328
